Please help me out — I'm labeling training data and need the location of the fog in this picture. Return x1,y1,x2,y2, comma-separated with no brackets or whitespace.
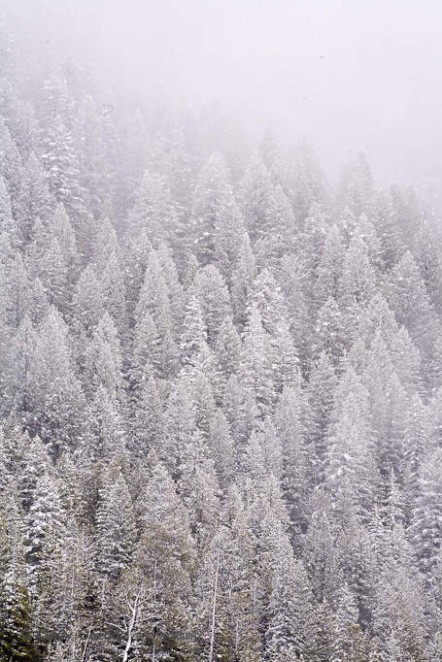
3,4,442,657
3,0,442,195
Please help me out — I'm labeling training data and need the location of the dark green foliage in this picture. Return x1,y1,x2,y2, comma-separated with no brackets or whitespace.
0,566,40,661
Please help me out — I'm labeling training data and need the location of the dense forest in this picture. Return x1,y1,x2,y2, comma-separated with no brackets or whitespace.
2,24,442,662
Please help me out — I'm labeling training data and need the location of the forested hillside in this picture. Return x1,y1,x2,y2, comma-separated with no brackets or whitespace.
2,28,442,662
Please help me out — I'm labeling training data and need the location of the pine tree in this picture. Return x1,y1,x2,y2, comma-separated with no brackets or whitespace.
209,409,235,492
0,563,39,661
231,233,256,329
38,236,69,314
258,416,283,481
84,311,126,408
292,139,328,221
157,241,185,329
0,172,20,247
251,268,287,337
180,293,208,368
265,535,314,661
403,394,430,523
46,204,78,280
191,152,244,268
2,251,31,328
387,250,439,387
313,296,346,365
253,183,295,268
415,220,442,313
131,370,163,458
411,448,442,588
223,373,258,445
72,94,106,216
100,248,127,331
135,460,196,661
238,302,274,418
278,252,312,372
325,365,376,522
314,224,346,307
220,487,263,661
304,352,338,485
361,333,409,492
25,306,85,457
194,534,234,660
123,229,153,322
92,216,119,275
214,314,242,379
239,151,284,244
24,470,67,650
162,374,200,481
127,168,177,245
194,264,231,344
95,464,137,583
40,104,85,221
72,264,104,335
135,248,179,379
371,561,426,662
331,583,366,662
302,504,342,605
337,151,374,220
276,386,308,538
339,233,376,346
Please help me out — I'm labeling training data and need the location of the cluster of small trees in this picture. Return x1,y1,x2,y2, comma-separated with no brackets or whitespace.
2,27,442,662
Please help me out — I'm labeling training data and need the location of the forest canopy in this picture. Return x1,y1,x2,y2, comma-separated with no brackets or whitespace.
1,14,442,662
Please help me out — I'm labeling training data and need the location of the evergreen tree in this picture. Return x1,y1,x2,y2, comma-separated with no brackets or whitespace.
0,563,39,661
135,460,196,660
411,448,442,589
209,408,235,491
304,352,338,485
231,232,256,329
135,248,179,379
24,470,67,650
131,370,163,458
40,100,85,221
24,306,85,457
265,536,314,661
337,151,374,220
314,224,346,307
194,264,231,344
95,464,137,583
238,302,274,418
180,293,208,368
84,311,126,407
214,314,242,379
331,583,366,662
191,152,244,269
276,385,308,538
292,139,328,221
72,264,104,335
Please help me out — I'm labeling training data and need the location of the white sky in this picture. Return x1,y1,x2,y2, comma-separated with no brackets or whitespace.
4,0,442,193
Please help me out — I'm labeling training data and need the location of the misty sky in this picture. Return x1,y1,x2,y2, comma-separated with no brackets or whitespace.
4,0,442,195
